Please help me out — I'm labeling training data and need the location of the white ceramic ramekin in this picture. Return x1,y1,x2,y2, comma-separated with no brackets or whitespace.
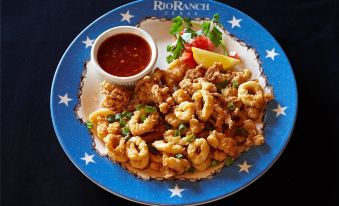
91,26,157,86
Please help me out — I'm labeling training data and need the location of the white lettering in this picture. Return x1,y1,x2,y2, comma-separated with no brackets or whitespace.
153,1,210,11
153,0,163,10
173,1,183,11
166,3,173,10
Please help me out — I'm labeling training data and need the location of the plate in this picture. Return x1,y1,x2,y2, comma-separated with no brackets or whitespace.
50,0,297,205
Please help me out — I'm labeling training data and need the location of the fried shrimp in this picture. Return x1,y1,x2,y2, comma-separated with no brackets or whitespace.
192,90,214,121
174,101,195,121
128,110,158,136
126,136,149,169
238,81,265,107
187,138,210,165
104,134,128,163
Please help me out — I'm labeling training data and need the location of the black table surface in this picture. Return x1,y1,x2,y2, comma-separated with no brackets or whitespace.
1,0,338,205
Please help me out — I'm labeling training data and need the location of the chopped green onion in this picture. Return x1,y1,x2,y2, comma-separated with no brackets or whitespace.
107,115,115,123
140,114,147,123
145,105,156,113
119,119,127,127
122,111,133,119
86,121,93,129
178,123,187,131
174,129,181,137
121,127,130,136
186,133,196,142
175,154,184,159
216,80,229,92
227,102,236,111
211,160,219,167
114,113,122,121
232,80,239,88
124,135,131,142
225,157,234,165
135,104,144,110
187,167,195,173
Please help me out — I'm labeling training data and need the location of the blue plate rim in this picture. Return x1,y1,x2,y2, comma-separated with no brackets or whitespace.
50,0,298,205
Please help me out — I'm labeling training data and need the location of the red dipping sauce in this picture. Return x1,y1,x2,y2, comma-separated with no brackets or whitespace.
97,33,151,77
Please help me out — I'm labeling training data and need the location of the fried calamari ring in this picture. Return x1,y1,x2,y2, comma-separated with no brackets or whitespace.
192,90,214,121
104,134,128,163
174,101,195,121
187,138,210,165
238,81,265,107
126,136,149,169
128,110,158,136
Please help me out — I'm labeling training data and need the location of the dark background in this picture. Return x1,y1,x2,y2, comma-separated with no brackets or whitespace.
1,0,338,205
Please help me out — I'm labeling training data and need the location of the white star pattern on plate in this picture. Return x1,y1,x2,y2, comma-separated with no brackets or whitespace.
82,36,94,48
227,15,242,28
265,48,279,60
58,93,72,106
237,160,252,173
272,104,287,117
81,153,95,165
168,184,185,198
120,10,134,24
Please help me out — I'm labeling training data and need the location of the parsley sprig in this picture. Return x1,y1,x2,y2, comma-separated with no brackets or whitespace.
202,14,227,54
166,14,227,64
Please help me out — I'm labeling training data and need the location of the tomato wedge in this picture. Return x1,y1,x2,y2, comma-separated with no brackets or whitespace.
184,36,215,53
182,51,197,68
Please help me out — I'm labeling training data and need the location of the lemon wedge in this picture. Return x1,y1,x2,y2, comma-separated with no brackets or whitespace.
192,47,240,70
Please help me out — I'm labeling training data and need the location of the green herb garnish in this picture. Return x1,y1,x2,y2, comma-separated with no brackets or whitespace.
170,16,183,35
174,129,181,137
232,80,239,88
225,157,234,166
227,102,236,111
202,13,227,53
140,114,147,123
186,133,196,143
119,119,127,127
124,136,131,142
183,18,197,38
178,123,187,131
216,80,229,92
86,121,93,129
135,104,144,110
122,111,133,119
114,113,122,121
211,160,220,167
107,115,115,123
145,105,156,113
166,35,185,64
175,154,184,159
121,127,130,136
